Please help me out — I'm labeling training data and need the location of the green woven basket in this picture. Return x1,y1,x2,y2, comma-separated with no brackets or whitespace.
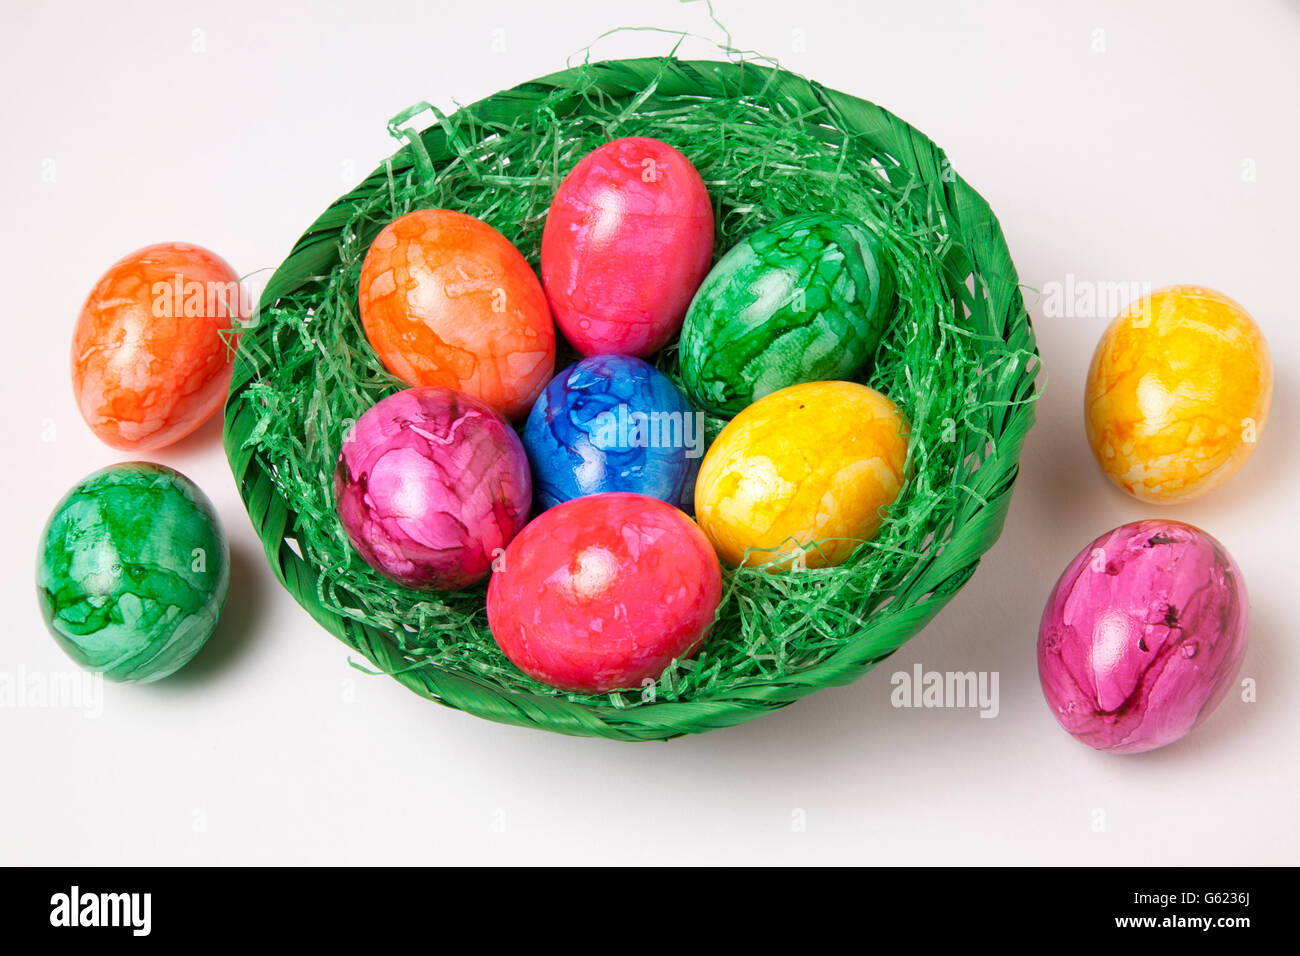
223,56,1040,741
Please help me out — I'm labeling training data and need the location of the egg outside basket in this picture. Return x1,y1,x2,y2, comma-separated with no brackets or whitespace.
223,56,1040,741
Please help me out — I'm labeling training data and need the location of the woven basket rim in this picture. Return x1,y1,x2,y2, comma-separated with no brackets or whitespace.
223,55,1040,741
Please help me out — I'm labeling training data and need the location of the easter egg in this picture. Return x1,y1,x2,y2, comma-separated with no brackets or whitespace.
36,463,229,683
334,386,531,591
680,214,895,415
486,493,722,693
1084,285,1272,503
358,209,555,420
541,137,714,357
694,381,908,570
72,242,242,450
1037,520,1248,753
523,354,702,511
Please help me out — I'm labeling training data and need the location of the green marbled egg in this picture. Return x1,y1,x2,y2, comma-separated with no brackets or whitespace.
679,213,895,415
36,462,229,683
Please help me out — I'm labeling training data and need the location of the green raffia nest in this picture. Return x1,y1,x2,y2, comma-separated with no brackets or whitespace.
223,56,1040,741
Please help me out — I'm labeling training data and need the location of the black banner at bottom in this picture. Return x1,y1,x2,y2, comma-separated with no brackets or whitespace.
1,865,1273,941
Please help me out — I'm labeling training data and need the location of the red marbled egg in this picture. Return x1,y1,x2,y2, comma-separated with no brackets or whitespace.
541,137,714,358
486,493,722,693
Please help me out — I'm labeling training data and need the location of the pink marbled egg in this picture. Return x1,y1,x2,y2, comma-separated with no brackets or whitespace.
1037,520,1249,753
334,386,531,591
541,137,714,357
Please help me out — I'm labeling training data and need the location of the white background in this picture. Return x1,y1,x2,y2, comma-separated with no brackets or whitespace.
2,0,1296,865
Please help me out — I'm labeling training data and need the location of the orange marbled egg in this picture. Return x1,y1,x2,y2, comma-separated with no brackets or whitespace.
72,243,242,451
1084,285,1272,503
358,209,556,420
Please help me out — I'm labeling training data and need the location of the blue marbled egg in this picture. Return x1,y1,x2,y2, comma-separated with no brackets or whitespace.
523,354,703,511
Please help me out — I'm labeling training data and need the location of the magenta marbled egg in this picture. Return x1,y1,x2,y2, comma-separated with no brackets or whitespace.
334,386,531,591
541,137,714,358
1037,520,1248,754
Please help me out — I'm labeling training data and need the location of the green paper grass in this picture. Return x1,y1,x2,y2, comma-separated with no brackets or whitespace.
223,55,1041,741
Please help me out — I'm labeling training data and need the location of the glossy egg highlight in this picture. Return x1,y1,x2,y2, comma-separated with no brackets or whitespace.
541,137,714,357
334,386,532,591
694,381,909,570
358,209,555,420
72,242,242,450
1037,520,1249,753
1084,285,1271,503
487,493,723,693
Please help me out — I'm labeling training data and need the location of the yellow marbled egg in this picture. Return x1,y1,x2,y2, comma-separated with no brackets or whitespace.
1085,285,1271,503
694,381,909,570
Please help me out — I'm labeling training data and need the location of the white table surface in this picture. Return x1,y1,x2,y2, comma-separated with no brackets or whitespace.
2,0,1296,865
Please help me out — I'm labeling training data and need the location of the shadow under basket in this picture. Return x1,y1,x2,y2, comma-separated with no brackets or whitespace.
223,56,1041,741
